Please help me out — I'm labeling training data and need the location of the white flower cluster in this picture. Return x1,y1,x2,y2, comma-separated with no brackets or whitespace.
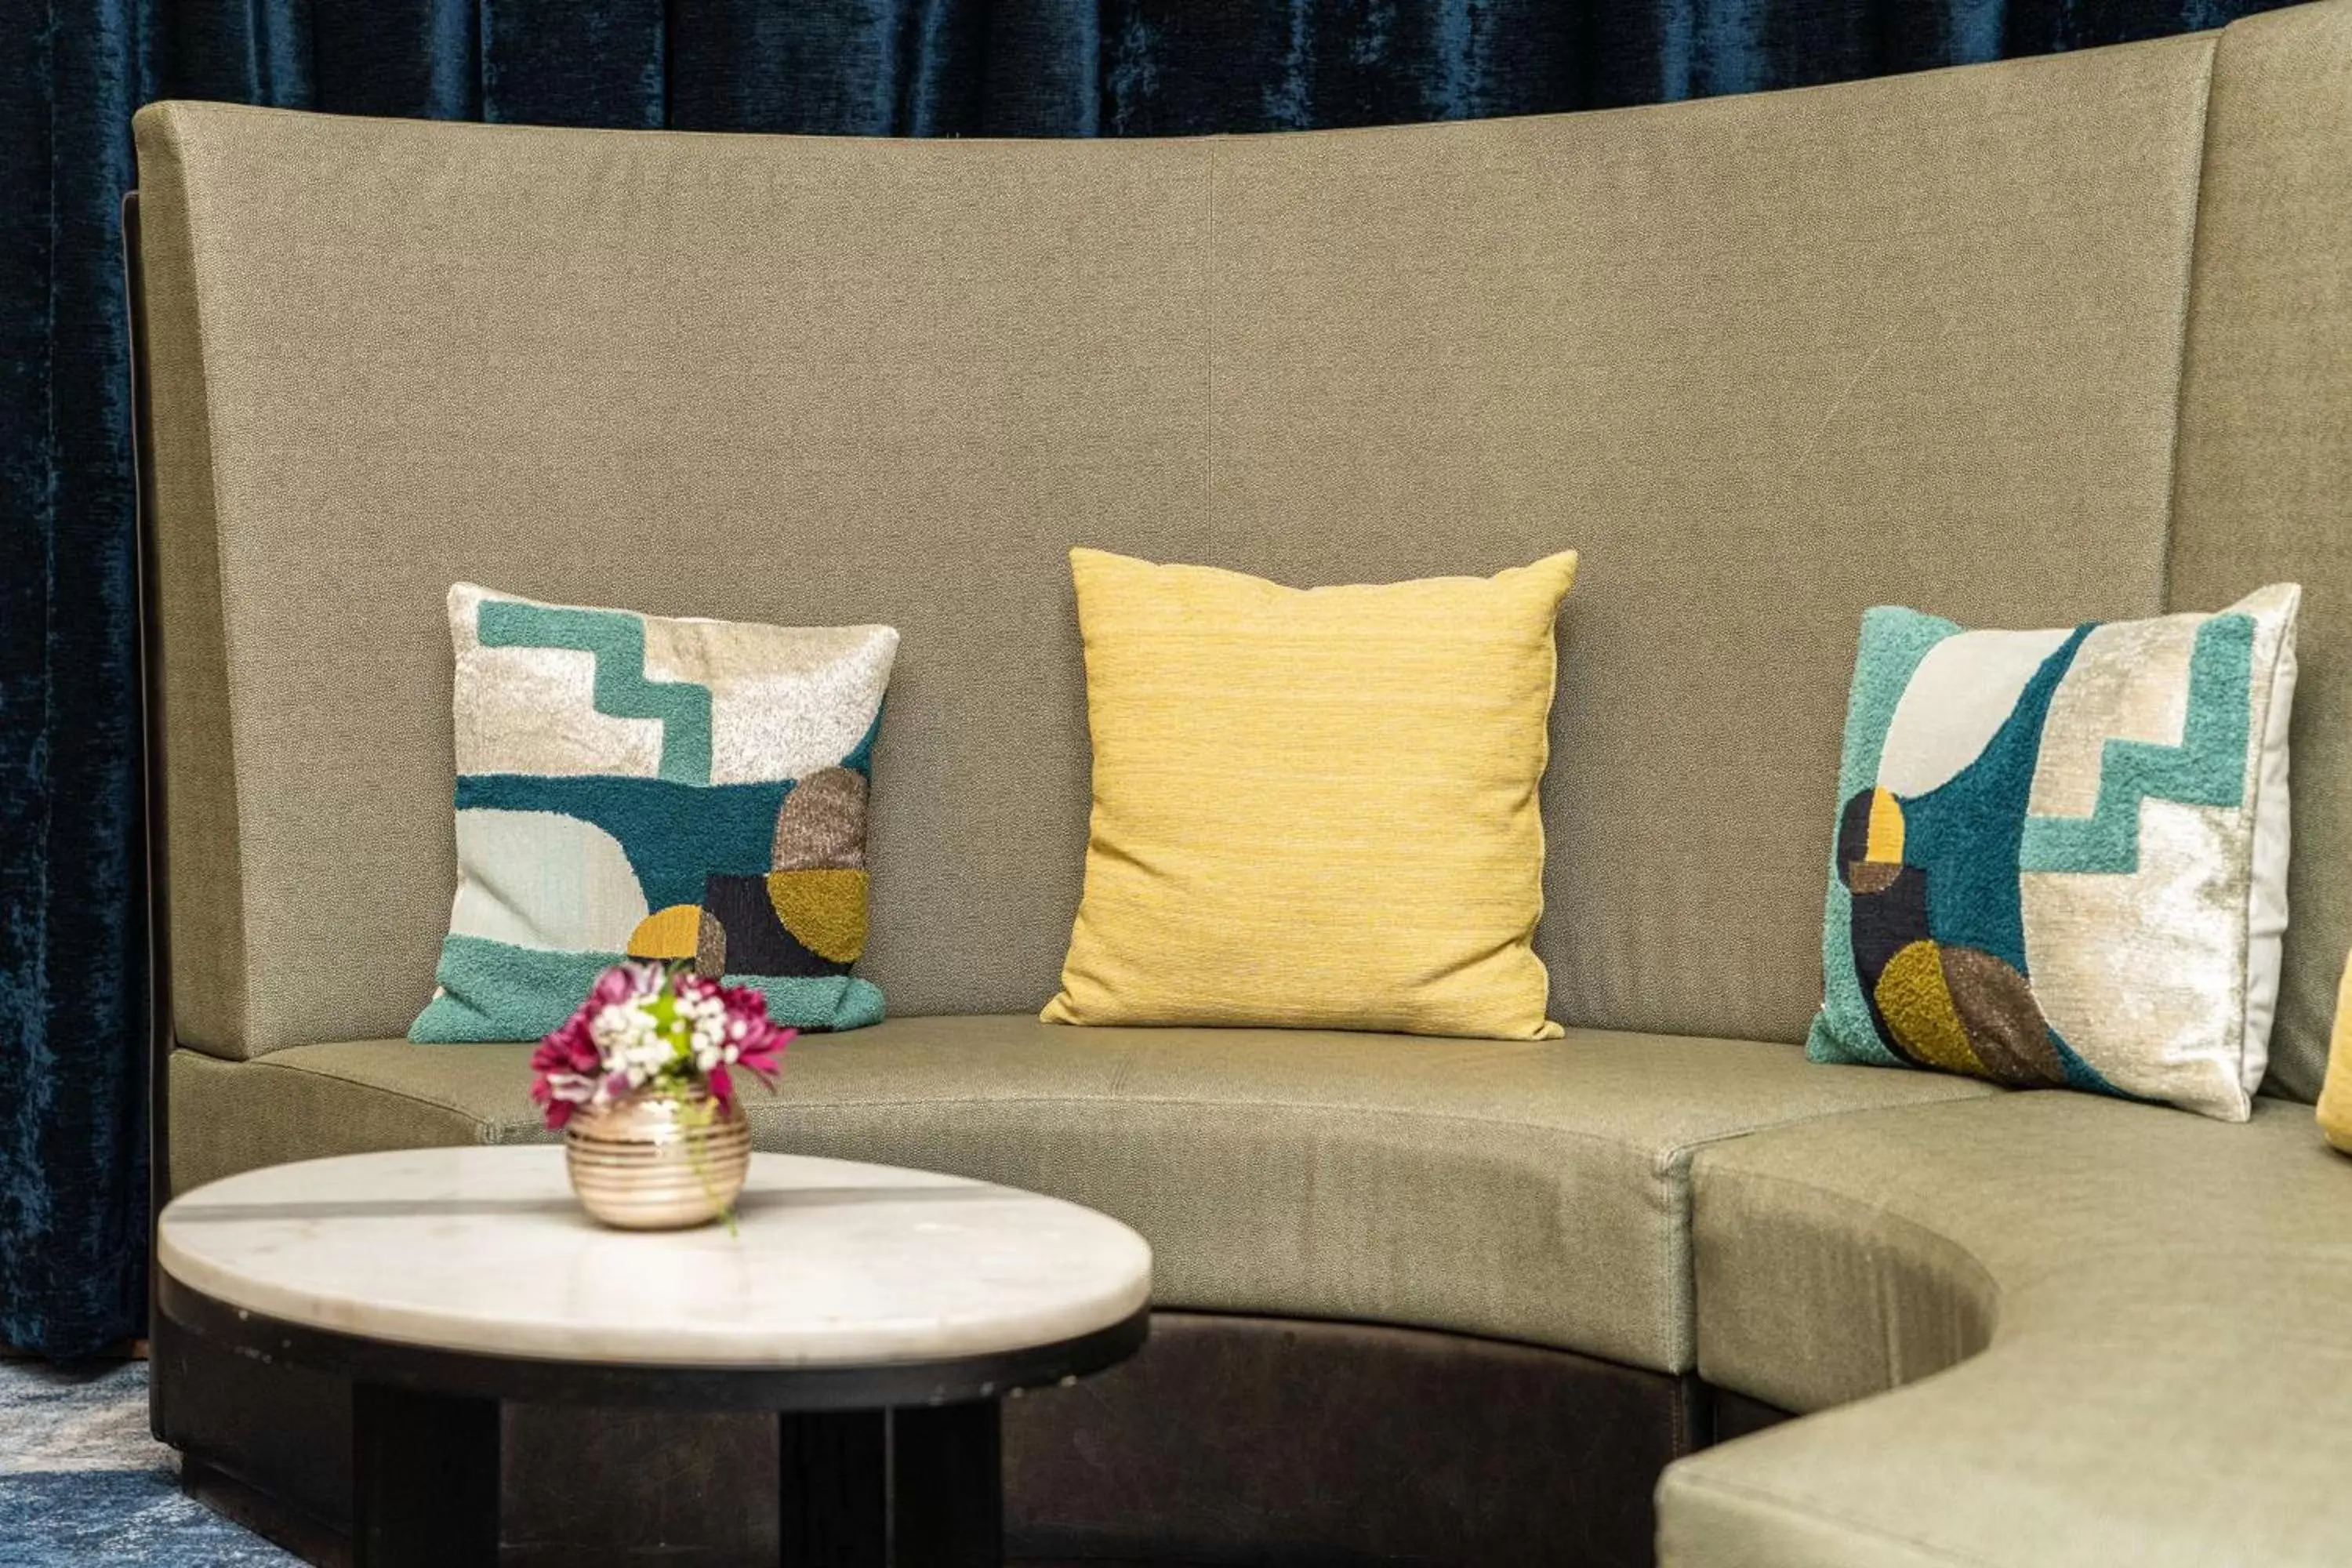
684,989,755,1074
589,990,758,1092
592,998,680,1091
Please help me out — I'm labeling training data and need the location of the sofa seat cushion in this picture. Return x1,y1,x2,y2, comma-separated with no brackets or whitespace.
171,1017,1996,1371
1662,1092,2352,1566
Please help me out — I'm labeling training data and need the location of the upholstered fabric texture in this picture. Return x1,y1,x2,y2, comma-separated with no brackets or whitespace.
2170,0,2352,1105
1810,586,2299,1120
411,584,894,1042
169,1019,1998,1372
136,45,2220,1062
1046,550,1576,1040
1669,1091,2352,1567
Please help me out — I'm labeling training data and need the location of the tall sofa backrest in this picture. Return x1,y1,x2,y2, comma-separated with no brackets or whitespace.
131,3,2352,1101
2172,3,2352,1102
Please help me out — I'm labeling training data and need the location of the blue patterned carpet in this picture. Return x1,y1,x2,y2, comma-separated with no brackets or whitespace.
0,1358,296,1565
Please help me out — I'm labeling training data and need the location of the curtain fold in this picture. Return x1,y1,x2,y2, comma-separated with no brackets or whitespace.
0,0,2290,1359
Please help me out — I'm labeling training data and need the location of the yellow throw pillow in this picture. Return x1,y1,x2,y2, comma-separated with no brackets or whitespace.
1043,547,1578,1040
2319,951,2352,1154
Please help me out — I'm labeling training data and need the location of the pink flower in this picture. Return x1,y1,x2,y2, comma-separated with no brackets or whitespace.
532,1016,597,1079
531,965,660,1132
590,960,661,1010
529,1047,597,1132
737,1029,788,1080
719,982,793,1087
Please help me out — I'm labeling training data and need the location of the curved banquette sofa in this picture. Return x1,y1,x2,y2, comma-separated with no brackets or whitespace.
129,2,2352,1563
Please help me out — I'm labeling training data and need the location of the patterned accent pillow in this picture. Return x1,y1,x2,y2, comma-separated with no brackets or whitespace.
1809,585,2299,1121
410,584,897,1043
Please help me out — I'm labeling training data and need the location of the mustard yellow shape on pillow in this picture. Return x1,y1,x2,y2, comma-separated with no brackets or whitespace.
1043,548,1577,1040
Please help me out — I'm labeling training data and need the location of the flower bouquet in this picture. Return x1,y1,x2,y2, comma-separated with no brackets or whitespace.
532,961,793,1230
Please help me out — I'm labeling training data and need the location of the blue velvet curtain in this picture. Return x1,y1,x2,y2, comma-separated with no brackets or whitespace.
0,0,2292,1358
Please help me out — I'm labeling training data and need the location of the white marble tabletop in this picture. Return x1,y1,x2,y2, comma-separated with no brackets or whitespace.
158,1148,1152,1368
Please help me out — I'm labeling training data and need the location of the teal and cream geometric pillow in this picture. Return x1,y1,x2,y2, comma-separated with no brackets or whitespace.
410,584,896,1044
1809,586,2299,1121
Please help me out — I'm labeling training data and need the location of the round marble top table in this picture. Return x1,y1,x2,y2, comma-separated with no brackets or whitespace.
158,1146,1154,1568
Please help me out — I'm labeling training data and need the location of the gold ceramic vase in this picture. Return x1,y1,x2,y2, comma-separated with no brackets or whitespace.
564,1091,752,1230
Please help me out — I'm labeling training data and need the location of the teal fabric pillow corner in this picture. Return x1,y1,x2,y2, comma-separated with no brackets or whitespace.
411,584,898,1044
1809,585,2299,1121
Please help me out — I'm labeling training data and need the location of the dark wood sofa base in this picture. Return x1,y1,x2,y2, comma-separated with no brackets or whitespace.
156,1306,1775,1566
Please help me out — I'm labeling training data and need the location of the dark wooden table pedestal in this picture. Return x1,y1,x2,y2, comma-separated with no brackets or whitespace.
343,1383,1006,1568
165,1273,1144,1568
352,1382,502,1566
779,1403,1001,1568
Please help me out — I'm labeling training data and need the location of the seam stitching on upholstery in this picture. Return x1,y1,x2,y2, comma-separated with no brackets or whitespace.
148,109,258,1059
2155,31,2222,613
1686,1160,2006,1396
1202,138,1218,562
1689,1161,2006,1306
1664,1160,1684,1372
241,1055,503,1127
231,1069,1998,1173
1654,1089,2001,1180
788,1095,1664,1167
226,1051,1988,1152
241,1055,548,1149
226,1070,1728,1166
1667,1469,2005,1568
780,1091,1937,1158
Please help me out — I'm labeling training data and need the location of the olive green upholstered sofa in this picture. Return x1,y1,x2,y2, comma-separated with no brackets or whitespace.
130,2,2352,1563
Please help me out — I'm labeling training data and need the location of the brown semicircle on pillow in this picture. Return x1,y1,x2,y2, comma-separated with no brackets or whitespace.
1937,946,2070,1087
772,768,868,871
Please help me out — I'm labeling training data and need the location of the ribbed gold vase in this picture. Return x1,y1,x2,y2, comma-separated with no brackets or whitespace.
564,1091,752,1230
